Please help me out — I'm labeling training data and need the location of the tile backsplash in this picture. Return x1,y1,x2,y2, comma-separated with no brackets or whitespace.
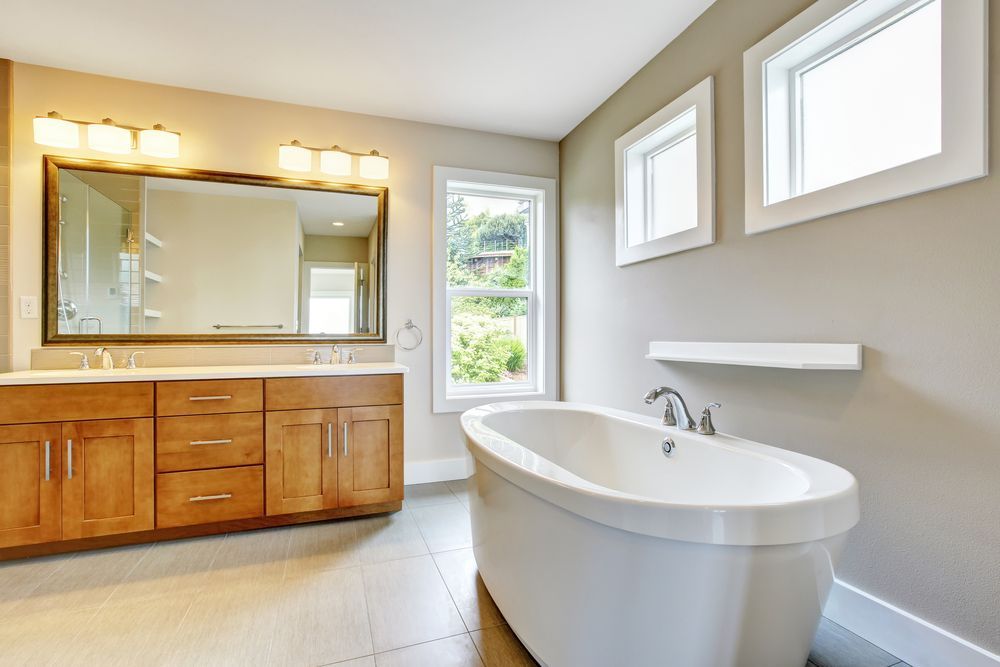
30,344,396,370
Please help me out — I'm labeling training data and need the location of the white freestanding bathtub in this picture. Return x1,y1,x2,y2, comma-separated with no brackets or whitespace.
461,401,859,667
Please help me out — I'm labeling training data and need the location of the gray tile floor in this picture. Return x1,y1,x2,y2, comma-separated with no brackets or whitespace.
0,480,904,666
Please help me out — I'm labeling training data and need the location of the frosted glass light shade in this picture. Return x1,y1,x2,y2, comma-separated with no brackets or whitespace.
139,126,180,158
359,151,389,179
87,121,132,154
33,114,80,148
320,149,352,175
279,142,312,172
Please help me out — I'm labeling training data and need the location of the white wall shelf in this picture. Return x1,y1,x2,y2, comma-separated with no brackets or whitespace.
144,270,163,283
144,232,164,248
143,308,162,319
646,342,862,370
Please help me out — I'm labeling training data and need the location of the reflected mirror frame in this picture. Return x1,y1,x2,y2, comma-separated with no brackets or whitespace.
42,155,388,346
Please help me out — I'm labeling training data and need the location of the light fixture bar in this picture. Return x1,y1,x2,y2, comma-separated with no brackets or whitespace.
278,139,390,179
33,110,181,158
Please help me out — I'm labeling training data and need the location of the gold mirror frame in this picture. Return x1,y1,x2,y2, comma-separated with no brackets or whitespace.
43,155,388,346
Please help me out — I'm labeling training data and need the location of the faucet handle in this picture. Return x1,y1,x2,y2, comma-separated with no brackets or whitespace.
306,349,323,365
697,403,721,435
69,352,90,370
347,347,363,364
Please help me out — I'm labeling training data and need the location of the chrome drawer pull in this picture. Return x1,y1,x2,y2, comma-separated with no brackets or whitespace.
189,395,232,401
44,441,51,481
190,439,233,446
343,421,349,457
189,493,232,502
327,423,333,459
67,439,73,480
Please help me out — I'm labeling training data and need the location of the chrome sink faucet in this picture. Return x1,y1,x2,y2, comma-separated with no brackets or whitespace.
643,386,697,430
94,347,114,370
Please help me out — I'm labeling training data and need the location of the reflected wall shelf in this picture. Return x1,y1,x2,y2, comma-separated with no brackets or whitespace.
646,342,862,370
144,270,163,283
143,308,162,319
144,232,163,248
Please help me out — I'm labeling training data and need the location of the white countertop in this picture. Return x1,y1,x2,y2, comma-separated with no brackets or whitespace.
0,362,409,386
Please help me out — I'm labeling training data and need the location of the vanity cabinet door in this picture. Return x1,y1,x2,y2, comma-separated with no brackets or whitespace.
265,409,339,515
61,419,154,540
338,405,403,507
0,423,62,548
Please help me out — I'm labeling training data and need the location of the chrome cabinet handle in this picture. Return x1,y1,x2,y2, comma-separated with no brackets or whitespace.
343,421,349,457
189,493,232,502
190,439,233,446
44,441,51,481
66,439,73,480
189,395,232,401
327,423,333,458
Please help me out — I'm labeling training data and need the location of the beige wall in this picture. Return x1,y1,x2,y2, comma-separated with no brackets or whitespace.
0,60,9,372
145,189,300,333
560,0,1000,653
303,234,369,263
9,63,558,470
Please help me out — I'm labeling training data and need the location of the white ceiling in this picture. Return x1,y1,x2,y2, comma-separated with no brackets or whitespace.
146,177,377,237
0,0,716,140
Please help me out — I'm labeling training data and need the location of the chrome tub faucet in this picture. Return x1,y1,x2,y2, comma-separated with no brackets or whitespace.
643,386,697,431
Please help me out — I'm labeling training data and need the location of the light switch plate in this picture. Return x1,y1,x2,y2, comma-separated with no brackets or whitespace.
20,296,40,319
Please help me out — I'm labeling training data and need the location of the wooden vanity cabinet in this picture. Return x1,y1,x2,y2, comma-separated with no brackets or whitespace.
0,372,404,560
263,375,404,516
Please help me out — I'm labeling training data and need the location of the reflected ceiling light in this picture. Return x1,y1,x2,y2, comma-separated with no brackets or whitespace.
359,150,390,180
332,221,346,227
87,118,133,154
33,111,80,148
139,124,180,158
320,146,352,176
278,140,312,172
277,140,389,179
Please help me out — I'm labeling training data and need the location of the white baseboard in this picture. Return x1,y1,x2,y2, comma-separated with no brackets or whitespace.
404,456,473,485
825,580,1000,667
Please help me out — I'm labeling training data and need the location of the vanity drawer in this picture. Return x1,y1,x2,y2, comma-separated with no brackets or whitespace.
156,379,263,416
156,465,263,528
265,375,402,411
156,413,263,472
0,382,153,425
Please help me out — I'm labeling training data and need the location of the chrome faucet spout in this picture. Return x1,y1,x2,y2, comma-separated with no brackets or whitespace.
643,386,697,430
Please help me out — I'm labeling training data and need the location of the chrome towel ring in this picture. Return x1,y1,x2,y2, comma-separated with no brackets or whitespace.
395,319,423,350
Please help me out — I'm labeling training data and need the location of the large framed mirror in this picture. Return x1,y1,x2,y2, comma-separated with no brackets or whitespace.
43,156,387,345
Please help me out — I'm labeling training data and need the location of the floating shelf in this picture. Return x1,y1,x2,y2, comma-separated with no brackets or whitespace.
143,308,162,319
144,270,163,283
646,342,862,370
144,232,163,248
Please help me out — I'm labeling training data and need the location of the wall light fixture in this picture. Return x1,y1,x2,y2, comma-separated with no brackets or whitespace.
33,111,181,158
278,140,389,180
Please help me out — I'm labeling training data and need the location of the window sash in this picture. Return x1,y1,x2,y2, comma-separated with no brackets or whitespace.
786,0,936,197
444,185,543,399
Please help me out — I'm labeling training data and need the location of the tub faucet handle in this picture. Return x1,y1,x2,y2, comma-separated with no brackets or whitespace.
697,403,721,435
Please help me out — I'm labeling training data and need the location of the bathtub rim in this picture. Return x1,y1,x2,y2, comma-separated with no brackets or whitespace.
461,400,859,546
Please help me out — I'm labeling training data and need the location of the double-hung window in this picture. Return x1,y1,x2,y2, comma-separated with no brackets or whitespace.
743,0,987,233
432,167,557,413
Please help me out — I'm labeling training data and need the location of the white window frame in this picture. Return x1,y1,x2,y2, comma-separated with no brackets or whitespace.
743,0,987,234
432,167,558,414
615,76,715,266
